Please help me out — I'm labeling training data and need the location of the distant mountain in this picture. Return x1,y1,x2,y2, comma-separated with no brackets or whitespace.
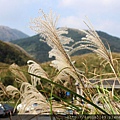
11,34,51,63
11,28,120,63
0,26,29,41
0,40,33,65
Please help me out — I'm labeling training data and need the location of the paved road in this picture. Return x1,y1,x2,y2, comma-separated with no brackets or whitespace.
0,115,57,120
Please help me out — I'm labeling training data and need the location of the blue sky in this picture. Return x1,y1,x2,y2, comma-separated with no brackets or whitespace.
0,0,120,37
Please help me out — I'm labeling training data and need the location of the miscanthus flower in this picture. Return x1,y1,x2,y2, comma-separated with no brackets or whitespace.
31,10,83,86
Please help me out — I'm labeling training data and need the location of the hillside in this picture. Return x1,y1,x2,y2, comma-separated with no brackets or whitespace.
11,28,120,62
40,52,120,79
0,26,29,41
11,34,51,63
0,40,33,65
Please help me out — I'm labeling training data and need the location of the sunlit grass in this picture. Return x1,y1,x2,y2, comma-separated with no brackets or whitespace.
0,10,120,118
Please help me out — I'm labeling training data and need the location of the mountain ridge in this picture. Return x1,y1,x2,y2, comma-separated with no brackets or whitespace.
0,25,29,41
11,28,120,62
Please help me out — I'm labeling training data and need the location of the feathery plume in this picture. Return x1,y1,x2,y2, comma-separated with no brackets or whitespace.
31,10,83,87
0,82,8,97
19,82,49,113
9,63,28,82
27,60,48,86
6,85,19,98
69,19,119,96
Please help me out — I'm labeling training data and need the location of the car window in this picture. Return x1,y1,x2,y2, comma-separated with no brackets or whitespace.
3,104,13,110
0,107,4,110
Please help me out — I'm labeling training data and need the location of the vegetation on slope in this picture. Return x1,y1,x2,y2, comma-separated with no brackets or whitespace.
0,40,33,65
11,28,120,63
11,34,52,63
1,11,120,116
1,53,120,101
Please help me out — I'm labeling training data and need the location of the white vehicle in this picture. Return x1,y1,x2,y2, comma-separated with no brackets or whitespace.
17,103,39,113
0,105,5,116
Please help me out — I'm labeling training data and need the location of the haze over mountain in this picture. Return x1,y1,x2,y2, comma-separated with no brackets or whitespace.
0,26,29,41
11,28,120,63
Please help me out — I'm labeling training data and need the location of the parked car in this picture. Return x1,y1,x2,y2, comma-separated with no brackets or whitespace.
3,104,14,115
0,103,16,116
0,106,5,116
17,103,41,113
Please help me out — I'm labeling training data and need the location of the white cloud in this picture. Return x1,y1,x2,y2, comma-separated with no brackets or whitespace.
0,0,120,37
59,0,120,15
59,0,79,7
60,0,119,7
0,0,42,35
57,0,120,37
94,19,120,37
59,16,81,28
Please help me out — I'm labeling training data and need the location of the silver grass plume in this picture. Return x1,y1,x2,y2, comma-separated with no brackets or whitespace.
6,82,49,114
8,63,49,113
27,60,49,87
69,19,119,96
6,85,20,98
0,82,8,97
5,85,20,112
9,63,28,82
53,72,71,87
31,10,83,87
19,82,65,114
18,82,49,113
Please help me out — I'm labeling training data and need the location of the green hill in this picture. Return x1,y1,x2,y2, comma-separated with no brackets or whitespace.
11,28,120,62
11,34,51,63
0,40,33,65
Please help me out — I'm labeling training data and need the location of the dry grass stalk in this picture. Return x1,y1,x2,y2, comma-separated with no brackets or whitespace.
6,85,19,98
69,19,119,96
3,10,120,115
0,82,8,97
5,80,50,114
7,63,50,114
30,10,86,98
18,82,49,113
27,60,49,87
9,63,28,83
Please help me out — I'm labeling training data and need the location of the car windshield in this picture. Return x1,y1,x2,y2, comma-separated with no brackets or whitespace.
3,104,13,110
